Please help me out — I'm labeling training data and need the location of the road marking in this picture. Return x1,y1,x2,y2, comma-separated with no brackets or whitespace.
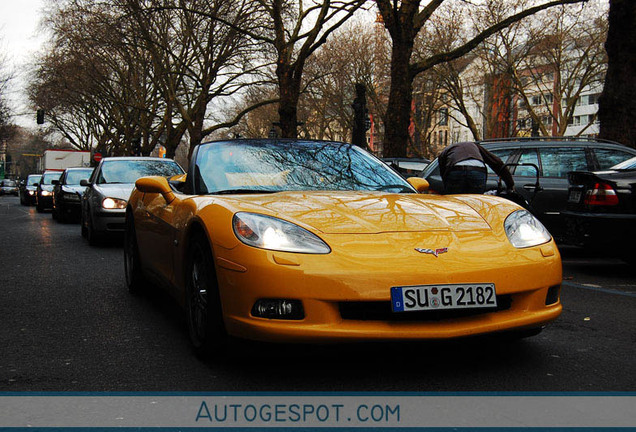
562,281,636,298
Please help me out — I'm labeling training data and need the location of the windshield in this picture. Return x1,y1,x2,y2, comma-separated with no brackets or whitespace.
194,140,415,194
65,169,94,185
97,159,183,184
27,175,42,185
41,172,62,185
611,156,636,170
2,180,16,186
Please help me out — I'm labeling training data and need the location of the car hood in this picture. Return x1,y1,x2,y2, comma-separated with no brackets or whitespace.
62,185,88,194
217,191,493,234
94,183,135,200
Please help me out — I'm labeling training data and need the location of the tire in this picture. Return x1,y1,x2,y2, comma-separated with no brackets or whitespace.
80,212,88,237
124,213,146,295
185,236,227,358
86,210,101,246
57,207,67,223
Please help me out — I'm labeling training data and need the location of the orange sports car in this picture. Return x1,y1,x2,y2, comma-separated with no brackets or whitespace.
125,139,561,356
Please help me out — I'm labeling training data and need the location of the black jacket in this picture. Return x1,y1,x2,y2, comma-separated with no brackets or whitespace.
438,142,515,189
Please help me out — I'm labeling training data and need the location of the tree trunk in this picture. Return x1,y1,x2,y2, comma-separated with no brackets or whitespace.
383,42,414,158
598,0,636,147
277,63,301,139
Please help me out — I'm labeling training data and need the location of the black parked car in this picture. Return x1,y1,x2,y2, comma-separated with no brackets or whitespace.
382,157,430,177
420,137,636,241
20,174,42,205
36,171,63,212
52,167,94,222
563,156,636,262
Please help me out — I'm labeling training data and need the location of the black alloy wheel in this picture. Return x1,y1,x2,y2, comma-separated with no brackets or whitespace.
80,210,88,237
57,204,67,223
185,236,227,358
86,210,100,246
124,213,146,294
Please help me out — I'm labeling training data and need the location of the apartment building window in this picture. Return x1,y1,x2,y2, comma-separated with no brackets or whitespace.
544,94,554,104
542,115,553,126
586,93,601,105
438,108,448,126
532,95,541,106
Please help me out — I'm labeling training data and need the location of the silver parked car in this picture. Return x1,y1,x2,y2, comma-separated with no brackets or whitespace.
0,179,19,196
80,157,184,245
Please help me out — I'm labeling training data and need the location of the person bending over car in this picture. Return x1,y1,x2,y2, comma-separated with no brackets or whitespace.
438,141,514,194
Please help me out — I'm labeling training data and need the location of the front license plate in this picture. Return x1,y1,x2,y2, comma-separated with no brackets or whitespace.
568,190,582,203
391,283,496,312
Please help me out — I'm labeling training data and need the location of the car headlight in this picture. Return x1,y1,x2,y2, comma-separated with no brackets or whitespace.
28,191,35,196
233,212,331,254
102,197,127,209
504,209,551,248
41,190,52,196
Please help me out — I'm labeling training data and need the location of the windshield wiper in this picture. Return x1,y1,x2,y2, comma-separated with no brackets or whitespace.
211,189,279,195
374,184,414,192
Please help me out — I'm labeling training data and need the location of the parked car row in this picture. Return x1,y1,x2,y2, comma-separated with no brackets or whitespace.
19,157,184,246
420,137,636,242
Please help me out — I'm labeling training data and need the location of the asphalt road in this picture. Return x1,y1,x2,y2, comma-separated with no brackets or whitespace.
1,194,634,391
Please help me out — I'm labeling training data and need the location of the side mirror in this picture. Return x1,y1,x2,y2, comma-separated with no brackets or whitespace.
32,183,39,187
407,177,429,193
135,176,175,204
52,180,59,185
80,179,90,187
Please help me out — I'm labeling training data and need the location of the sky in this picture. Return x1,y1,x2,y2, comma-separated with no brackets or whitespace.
1,0,48,127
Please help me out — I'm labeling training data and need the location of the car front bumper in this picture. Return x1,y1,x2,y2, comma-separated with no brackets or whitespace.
92,209,126,233
210,232,563,343
37,195,54,209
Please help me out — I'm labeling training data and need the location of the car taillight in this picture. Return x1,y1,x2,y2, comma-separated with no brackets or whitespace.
584,182,618,206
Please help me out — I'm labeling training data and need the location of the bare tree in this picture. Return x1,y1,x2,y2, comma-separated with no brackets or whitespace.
213,0,367,138
0,37,13,145
598,0,636,147
376,0,588,157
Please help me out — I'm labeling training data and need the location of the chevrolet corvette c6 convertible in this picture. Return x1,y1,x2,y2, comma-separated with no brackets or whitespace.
125,139,562,356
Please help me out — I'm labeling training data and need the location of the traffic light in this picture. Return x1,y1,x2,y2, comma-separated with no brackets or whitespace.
36,109,45,124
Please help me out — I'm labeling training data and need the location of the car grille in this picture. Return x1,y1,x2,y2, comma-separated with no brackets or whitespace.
338,295,512,322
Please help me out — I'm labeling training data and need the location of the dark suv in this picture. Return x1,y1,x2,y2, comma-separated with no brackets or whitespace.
420,137,636,241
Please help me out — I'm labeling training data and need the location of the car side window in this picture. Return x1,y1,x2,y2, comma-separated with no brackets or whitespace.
486,148,516,174
513,148,540,176
539,147,587,178
594,148,636,170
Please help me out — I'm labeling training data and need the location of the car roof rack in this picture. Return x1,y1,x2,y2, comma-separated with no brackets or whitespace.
477,136,622,145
